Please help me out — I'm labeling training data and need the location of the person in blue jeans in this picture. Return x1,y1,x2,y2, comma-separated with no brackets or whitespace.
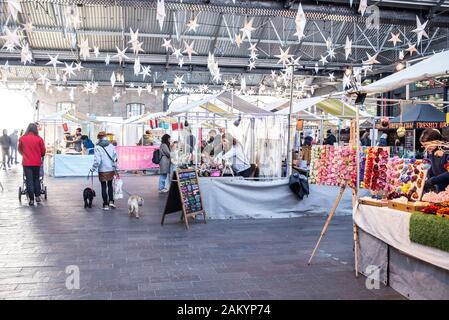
158,134,171,193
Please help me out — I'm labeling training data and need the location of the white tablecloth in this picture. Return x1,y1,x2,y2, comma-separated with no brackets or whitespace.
354,204,449,271
54,154,96,177
199,177,358,219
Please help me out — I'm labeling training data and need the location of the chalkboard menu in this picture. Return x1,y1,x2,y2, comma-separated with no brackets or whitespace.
161,169,207,229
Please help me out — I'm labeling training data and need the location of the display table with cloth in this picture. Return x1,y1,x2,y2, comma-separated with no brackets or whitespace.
53,154,96,177
354,204,449,299
198,177,359,219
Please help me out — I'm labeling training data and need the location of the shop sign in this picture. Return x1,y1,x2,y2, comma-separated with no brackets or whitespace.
415,122,449,129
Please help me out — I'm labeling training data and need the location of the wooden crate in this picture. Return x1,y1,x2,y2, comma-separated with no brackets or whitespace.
359,197,389,207
388,201,429,213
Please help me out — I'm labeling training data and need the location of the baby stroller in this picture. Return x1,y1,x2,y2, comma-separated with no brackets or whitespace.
19,164,47,202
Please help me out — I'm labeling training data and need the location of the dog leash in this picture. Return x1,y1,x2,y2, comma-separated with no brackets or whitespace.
87,171,94,189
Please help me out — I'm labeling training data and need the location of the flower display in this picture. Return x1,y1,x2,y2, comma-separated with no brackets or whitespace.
364,147,389,192
423,185,449,203
387,158,430,201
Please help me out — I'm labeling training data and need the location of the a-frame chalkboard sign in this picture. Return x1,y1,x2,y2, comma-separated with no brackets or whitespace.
161,168,207,229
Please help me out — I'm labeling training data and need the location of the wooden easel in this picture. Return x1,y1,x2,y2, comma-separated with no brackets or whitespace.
161,169,207,229
308,119,360,277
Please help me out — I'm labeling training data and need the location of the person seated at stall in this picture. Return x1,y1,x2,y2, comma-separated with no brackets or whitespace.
323,129,337,146
216,133,251,178
420,128,449,192
81,135,95,155
361,132,371,146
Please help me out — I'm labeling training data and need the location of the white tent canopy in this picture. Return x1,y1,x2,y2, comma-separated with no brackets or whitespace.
360,50,449,95
276,97,326,115
167,90,270,115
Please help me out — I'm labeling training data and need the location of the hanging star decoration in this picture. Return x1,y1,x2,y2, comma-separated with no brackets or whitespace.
105,54,111,65
172,47,183,59
7,0,22,21
75,62,84,72
319,55,328,66
112,92,121,102
161,38,172,52
93,46,100,57
412,16,429,45
110,72,116,87
248,42,258,52
173,75,184,87
388,33,402,47
240,17,256,42
234,34,242,48
78,38,91,60
342,74,351,89
83,81,92,94
345,36,352,60
137,86,143,97
20,44,32,65
186,16,199,33
156,0,166,31
63,62,76,78
183,40,197,61
363,52,380,65
327,48,336,60
146,84,152,94
249,50,258,61
328,73,336,82
113,46,129,64
178,58,185,68
406,43,418,56
359,0,368,16
141,65,151,81
37,73,49,85
275,47,293,66
248,60,256,71
294,3,307,41
314,63,319,74
134,57,141,76
46,54,62,69
22,21,34,34
399,50,405,60
128,28,139,44
290,56,301,66
1,27,23,50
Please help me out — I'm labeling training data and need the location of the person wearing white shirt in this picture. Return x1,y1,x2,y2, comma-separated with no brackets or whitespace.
217,133,251,177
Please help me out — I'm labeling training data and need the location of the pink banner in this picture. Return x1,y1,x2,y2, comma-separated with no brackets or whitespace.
115,146,159,170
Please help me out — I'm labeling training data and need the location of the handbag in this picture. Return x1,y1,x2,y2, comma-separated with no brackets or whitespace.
113,174,124,199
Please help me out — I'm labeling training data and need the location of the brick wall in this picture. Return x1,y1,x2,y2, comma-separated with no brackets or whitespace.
36,85,164,118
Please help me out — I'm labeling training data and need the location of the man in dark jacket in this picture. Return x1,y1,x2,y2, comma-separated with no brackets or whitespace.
9,129,19,165
0,129,11,169
323,129,337,146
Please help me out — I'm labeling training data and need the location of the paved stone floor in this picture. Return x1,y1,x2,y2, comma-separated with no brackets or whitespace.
0,166,403,300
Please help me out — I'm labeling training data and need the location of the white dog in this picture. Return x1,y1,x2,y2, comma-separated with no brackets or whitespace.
128,195,144,219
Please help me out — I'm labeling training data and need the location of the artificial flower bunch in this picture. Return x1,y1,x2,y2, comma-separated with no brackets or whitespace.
309,145,323,184
335,146,357,188
420,201,449,219
388,158,430,201
318,146,337,185
364,147,389,192
422,185,449,203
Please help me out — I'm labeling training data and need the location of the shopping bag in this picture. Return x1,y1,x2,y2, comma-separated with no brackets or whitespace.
113,175,124,199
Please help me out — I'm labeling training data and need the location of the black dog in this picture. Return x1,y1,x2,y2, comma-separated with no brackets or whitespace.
83,188,96,208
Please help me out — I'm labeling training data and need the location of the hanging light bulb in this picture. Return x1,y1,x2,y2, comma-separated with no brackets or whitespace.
396,62,405,71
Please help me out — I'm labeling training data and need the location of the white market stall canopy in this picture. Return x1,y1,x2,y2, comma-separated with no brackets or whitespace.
275,97,372,119
360,50,449,95
167,91,270,115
